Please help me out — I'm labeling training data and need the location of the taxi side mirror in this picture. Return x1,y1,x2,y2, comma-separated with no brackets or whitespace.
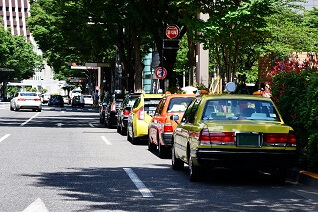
170,115,179,121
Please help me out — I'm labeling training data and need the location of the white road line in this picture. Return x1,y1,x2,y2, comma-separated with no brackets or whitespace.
124,168,154,198
22,198,49,212
89,123,94,128
101,136,112,145
0,134,11,143
20,112,41,126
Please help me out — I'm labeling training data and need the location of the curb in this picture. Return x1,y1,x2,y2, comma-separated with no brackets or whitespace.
288,168,318,189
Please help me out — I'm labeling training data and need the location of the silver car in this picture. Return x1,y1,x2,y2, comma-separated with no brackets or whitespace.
10,92,42,112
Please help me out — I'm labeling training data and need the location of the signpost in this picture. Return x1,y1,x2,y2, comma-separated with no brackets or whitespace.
165,25,180,39
155,67,167,79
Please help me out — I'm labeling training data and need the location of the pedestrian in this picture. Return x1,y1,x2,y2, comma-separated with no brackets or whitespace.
262,84,271,98
93,90,99,108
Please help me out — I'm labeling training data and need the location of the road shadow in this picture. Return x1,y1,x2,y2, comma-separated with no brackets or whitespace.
20,166,318,211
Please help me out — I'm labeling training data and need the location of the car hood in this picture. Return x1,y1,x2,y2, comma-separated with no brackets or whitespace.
201,120,292,134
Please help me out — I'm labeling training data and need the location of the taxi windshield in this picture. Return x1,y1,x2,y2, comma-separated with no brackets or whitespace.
202,99,281,121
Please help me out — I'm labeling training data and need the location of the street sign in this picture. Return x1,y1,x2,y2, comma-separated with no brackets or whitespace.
155,67,167,79
165,25,180,39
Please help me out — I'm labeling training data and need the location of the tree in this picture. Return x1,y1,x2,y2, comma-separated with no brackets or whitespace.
0,25,42,99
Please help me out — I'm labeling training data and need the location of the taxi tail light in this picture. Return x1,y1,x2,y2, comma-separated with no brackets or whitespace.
111,102,116,112
263,133,288,143
34,98,41,101
164,123,173,132
210,132,235,143
287,132,297,144
138,107,144,120
17,98,26,101
123,109,130,116
199,128,211,144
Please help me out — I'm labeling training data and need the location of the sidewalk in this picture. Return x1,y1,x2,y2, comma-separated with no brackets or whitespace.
288,168,318,189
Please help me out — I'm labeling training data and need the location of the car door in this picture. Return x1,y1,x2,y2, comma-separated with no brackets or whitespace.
149,98,166,145
174,98,201,162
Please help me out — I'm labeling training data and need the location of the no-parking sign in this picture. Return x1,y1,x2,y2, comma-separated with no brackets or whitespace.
155,67,167,79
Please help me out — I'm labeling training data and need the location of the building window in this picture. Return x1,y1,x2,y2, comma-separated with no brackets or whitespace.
6,16,10,20
0,6,3,11
18,8,21,12
6,7,9,11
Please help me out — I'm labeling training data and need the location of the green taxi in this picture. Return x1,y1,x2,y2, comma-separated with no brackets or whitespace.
171,94,297,182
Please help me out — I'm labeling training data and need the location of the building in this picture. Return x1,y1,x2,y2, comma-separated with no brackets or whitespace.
0,0,30,41
0,0,61,95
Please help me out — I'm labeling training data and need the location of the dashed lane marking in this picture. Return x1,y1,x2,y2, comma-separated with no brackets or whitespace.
0,134,11,143
124,168,154,198
20,112,41,126
101,136,112,145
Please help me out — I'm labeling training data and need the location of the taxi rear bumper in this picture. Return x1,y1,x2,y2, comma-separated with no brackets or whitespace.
196,149,297,168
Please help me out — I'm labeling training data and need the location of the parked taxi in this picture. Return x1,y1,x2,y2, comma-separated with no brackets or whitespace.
171,94,297,182
127,93,164,144
148,94,197,157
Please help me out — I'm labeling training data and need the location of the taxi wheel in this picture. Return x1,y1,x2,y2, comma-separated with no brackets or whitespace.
172,146,184,170
10,105,14,111
127,127,131,142
148,136,156,151
121,126,127,136
189,155,201,182
131,130,139,145
158,141,167,158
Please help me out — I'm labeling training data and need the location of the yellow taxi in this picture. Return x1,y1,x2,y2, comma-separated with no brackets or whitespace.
171,94,297,182
127,93,164,144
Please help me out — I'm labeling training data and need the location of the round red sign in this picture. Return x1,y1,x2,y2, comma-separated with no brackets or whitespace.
165,25,179,39
155,67,167,79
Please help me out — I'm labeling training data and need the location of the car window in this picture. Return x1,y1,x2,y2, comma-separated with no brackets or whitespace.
167,97,194,112
20,93,37,96
202,99,280,121
155,98,166,115
188,98,201,123
181,99,196,123
133,97,141,109
144,98,161,116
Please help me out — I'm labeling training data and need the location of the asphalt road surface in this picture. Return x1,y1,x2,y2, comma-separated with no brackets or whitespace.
0,102,318,211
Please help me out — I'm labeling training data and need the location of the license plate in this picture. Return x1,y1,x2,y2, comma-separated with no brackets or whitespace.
236,133,261,147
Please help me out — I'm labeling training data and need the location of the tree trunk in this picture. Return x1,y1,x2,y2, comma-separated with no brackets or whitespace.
130,23,143,92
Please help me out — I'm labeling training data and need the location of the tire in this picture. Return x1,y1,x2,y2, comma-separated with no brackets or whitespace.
121,125,127,136
271,168,287,184
131,129,139,145
189,155,201,182
148,136,156,151
10,105,14,111
172,146,184,170
117,123,121,133
38,109,42,112
158,140,167,158
127,127,131,142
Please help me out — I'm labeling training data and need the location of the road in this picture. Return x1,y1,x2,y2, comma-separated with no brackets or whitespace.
0,102,318,211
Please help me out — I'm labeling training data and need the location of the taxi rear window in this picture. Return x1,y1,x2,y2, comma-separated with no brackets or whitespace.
202,99,280,121
144,98,161,116
167,97,194,112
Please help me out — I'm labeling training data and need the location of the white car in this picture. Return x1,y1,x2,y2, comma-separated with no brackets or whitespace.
83,95,93,105
10,92,42,112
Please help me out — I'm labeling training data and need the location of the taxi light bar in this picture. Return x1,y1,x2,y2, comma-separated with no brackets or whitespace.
17,98,26,101
163,123,173,132
138,107,144,120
